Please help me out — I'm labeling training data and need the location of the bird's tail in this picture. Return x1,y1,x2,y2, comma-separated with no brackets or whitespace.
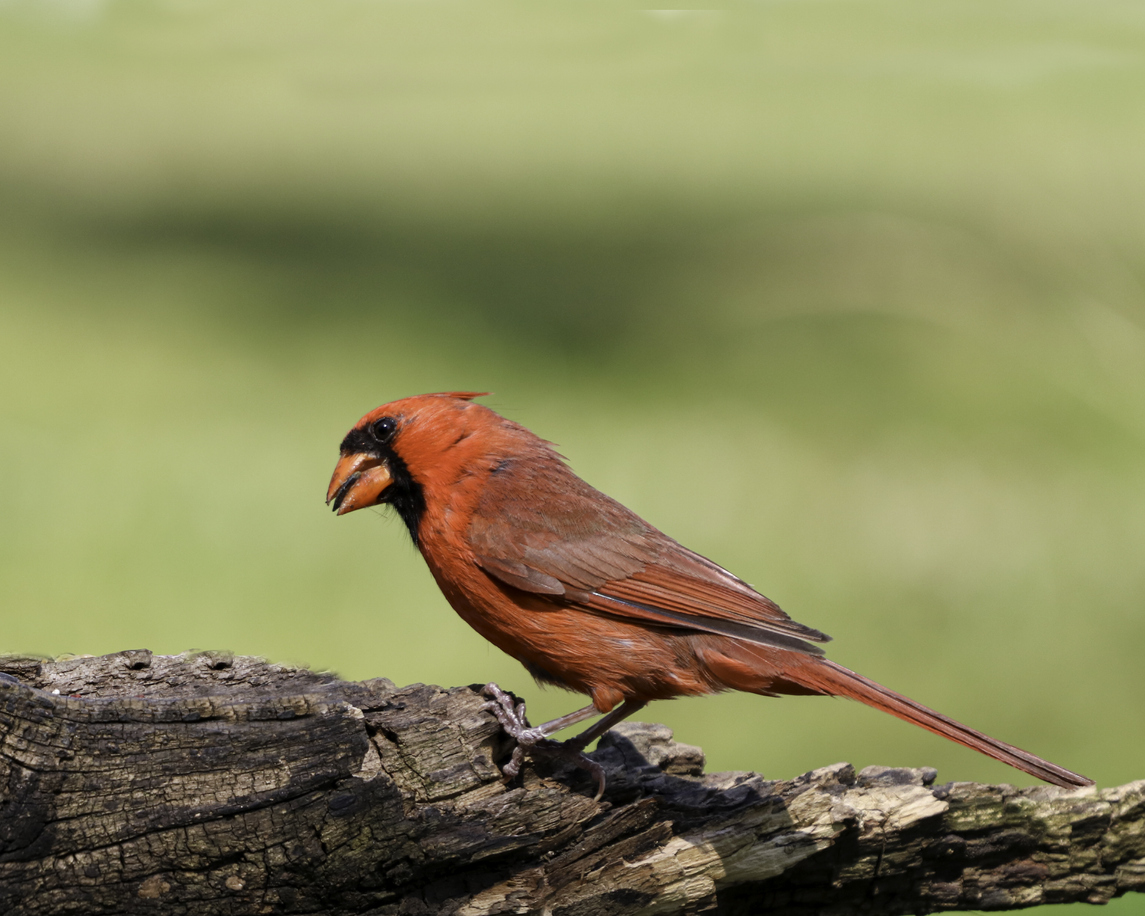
702,645,1093,789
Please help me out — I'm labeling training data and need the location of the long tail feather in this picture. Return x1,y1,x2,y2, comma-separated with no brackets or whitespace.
700,644,1092,789
803,659,1093,789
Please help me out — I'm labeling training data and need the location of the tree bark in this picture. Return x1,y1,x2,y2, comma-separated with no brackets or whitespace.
0,651,1139,915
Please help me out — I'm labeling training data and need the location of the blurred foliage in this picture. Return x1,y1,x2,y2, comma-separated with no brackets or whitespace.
1,2,1144,911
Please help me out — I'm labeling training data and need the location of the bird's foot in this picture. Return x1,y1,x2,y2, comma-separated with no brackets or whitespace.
480,683,607,800
480,682,552,779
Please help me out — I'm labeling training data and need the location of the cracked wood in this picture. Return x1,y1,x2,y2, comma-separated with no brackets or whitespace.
0,651,1140,915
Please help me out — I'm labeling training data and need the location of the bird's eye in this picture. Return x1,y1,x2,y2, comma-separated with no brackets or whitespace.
370,416,397,442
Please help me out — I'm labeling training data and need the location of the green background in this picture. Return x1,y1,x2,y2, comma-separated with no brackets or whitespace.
2,2,1142,911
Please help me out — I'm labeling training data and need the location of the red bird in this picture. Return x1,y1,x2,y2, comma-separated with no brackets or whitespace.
327,392,1092,795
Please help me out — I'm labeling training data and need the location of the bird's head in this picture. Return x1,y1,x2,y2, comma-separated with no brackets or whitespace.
326,391,493,524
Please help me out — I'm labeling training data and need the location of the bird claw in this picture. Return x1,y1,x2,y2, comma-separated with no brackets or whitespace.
480,683,548,745
480,683,608,801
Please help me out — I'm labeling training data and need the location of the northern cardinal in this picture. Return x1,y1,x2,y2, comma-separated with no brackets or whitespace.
328,392,1092,795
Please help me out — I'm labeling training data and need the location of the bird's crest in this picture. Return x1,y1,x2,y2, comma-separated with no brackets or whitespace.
428,391,491,402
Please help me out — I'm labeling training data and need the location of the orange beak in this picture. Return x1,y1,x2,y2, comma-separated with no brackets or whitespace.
326,452,393,515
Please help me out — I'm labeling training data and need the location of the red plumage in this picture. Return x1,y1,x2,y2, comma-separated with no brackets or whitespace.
327,392,1091,791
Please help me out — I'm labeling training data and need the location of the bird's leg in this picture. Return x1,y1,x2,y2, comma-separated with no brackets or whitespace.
562,699,647,752
480,684,646,800
482,684,600,747
480,683,591,781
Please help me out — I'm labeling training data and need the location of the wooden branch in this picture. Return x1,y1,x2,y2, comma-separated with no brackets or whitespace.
0,651,1139,915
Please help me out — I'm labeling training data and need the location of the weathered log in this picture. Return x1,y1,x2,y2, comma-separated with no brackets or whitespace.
0,651,1139,915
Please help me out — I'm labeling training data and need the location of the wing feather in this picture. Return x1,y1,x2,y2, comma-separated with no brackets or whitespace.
468,450,830,656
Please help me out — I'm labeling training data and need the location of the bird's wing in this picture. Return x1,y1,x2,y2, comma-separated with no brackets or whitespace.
467,455,829,656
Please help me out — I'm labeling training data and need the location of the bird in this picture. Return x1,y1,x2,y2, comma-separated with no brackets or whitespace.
327,391,1092,796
